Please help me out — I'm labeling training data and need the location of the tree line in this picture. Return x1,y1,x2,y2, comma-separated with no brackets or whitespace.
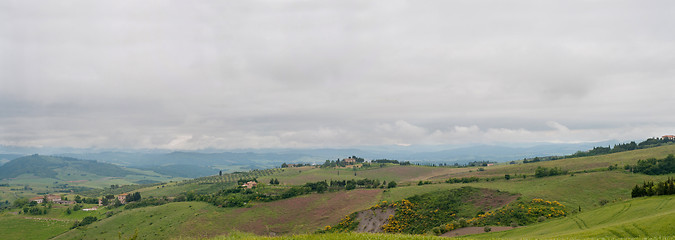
631,177,675,198
534,166,568,178
625,154,675,175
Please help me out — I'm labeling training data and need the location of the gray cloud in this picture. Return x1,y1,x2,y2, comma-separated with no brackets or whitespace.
1,0,675,149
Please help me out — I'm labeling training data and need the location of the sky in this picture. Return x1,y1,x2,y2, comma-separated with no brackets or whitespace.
1,0,675,150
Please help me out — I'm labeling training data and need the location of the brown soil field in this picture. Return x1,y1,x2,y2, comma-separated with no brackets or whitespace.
179,189,382,237
355,208,395,233
468,188,520,211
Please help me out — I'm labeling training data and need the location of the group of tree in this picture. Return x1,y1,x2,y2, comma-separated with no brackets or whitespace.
466,161,495,167
418,180,433,185
269,178,280,185
625,154,675,175
71,216,97,229
126,192,142,202
74,195,99,204
631,177,675,198
281,163,311,168
446,177,480,183
534,166,568,178
321,157,364,168
23,206,49,215
306,179,393,192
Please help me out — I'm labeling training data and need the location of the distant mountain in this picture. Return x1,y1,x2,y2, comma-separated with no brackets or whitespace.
54,141,620,169
0,154,138,179
58,151,311,168
0,154,23,166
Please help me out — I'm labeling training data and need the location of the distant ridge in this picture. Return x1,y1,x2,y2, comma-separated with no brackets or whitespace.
0,154,137,179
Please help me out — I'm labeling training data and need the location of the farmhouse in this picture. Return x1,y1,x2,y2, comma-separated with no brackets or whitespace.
663,135,675,140
53,200,75,205
29,194,64,204
242,181,258,189
29,196,44,204
46,194,61,202
117,193,128,204
343,158,356,164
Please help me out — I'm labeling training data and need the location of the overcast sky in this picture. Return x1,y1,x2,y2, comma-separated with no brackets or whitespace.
1,0,674,150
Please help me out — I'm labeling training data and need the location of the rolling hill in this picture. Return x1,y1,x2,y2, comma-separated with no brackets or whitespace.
0,155,137,179
1,144,675,239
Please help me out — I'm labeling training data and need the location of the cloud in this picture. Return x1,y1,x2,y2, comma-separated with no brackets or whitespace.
1,1,674,149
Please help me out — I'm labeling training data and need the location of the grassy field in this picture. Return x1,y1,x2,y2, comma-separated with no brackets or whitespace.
54,202,211,240
442,144,675,179
380,171,673,212
0,216,72,240
471,195,675,238
0,204,105,240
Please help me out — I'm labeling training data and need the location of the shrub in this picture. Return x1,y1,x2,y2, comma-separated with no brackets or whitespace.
484,226,492,232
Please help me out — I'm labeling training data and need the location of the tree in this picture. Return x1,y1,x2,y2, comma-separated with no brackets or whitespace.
219,170,222,176
113,199,122,208
387,181,397,188
12,198,29,208
346,181,356,190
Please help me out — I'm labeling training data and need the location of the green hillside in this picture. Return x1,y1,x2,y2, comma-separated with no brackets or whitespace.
0,155,136,179
472,195,675,238
1,144,675,239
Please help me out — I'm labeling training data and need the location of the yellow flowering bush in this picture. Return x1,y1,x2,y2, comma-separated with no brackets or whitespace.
468,198,566,226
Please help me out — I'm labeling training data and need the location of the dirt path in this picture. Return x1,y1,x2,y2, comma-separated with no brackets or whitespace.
441,226,516,237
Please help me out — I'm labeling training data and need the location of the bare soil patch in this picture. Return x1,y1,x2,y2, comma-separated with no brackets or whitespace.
355,208,395,233
441,226,516,237
467,188,520,211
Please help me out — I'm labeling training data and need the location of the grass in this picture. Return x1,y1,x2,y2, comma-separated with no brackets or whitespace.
0,215,72,240
446,144,675,179
54,202,212,240
471,195,675,238
381,171,673,212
